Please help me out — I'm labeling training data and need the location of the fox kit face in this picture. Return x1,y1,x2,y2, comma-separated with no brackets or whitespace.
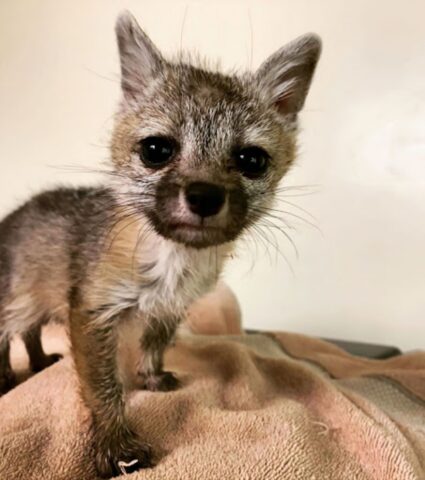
110,13,321,248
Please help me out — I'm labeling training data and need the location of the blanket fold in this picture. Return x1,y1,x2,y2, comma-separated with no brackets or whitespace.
0,326,424,480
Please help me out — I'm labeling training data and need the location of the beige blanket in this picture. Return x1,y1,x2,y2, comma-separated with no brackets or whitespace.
0,323,424,480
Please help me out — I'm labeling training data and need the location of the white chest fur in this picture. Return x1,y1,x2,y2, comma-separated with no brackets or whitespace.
136,238,230,320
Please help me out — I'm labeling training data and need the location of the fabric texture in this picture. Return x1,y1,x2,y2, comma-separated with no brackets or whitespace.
1,322,424,480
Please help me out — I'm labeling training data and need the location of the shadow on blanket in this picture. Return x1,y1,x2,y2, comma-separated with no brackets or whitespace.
0,284,424,480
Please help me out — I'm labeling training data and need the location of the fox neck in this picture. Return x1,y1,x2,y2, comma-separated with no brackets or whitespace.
100,212,234,319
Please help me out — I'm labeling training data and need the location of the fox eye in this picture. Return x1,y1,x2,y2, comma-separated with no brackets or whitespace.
139,136,176,168
234,146,270,179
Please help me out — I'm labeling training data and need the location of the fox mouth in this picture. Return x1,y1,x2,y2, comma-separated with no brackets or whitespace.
171,222,221,231
157,221,230,248
145,213,237,248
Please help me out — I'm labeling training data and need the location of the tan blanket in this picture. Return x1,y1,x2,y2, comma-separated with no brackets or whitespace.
0,324,424,480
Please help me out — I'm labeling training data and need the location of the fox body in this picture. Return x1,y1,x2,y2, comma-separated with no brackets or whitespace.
0,12,321,477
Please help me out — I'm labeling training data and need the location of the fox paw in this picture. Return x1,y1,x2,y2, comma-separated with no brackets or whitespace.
95,435,153,478
136,370,180,392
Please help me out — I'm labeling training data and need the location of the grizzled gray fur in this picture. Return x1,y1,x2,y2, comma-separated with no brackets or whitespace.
0,11,321,477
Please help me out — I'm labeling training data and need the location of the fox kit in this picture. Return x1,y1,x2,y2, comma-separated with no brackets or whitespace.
0,11,321,477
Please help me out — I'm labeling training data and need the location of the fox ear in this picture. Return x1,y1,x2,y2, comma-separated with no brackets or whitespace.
115,11,163,101
256,34,321,116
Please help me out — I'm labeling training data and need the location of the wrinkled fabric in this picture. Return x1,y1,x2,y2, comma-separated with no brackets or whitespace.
0,326,424,480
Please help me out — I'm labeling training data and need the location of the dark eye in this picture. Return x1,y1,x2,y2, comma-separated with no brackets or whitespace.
234,146,270,179
139,136,176,168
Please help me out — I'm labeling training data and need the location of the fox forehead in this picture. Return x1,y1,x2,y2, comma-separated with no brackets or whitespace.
117,66,287,159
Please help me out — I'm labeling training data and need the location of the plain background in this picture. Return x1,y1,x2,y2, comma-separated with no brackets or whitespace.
0,0,424,350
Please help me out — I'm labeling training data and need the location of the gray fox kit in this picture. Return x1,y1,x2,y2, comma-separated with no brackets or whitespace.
0,11,321,477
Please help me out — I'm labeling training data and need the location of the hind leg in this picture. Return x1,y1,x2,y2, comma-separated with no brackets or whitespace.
0,334,15,395
22,323,62,373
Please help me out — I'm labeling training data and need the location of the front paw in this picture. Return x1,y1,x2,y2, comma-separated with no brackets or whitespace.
137,371,180,392
95,433,153,478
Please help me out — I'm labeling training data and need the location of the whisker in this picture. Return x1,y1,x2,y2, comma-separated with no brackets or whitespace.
180,5,189,51
132,221,154,274
251,223,295,274
250,224,274,266
273,199,317,221
251,206,321,233
105,214,142,253
272,184,322,193
252,208,295,230
83,66,120,84
238,229,260,274
257,220,299,259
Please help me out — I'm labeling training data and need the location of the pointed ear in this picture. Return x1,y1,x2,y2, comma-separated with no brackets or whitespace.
256,34,321,116
115,11,164,101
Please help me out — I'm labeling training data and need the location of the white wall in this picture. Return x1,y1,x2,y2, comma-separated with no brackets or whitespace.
0,0,424,350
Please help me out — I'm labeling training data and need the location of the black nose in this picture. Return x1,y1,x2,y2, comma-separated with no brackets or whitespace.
185,182,225,218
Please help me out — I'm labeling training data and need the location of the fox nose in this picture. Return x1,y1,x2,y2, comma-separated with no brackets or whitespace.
185,182,225,217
